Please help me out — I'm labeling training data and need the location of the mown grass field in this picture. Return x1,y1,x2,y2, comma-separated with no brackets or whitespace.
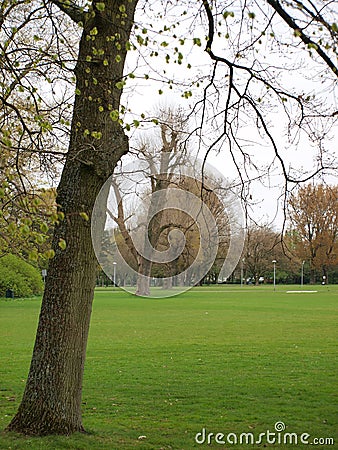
0,285,337,449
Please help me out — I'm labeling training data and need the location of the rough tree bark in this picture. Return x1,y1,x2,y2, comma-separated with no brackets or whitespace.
7,0,138,435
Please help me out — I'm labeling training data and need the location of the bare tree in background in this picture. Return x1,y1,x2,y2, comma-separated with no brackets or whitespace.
107,109,190,296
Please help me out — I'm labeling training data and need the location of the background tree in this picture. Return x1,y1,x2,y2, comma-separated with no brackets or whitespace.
287,184,338,283
243,225,280,284
106,108,189,296
102,109,233,294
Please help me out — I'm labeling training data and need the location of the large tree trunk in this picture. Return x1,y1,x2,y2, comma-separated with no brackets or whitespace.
7,163,104,435
7,0,137,435
135,257,152,296
135,157,172,296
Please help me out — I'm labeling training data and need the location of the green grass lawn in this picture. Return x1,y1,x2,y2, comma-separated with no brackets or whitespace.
0,285,337,449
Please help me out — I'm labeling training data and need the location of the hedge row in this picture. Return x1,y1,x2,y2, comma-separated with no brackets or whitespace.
0,254,43,298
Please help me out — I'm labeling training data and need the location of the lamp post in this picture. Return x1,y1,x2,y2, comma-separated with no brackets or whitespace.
272,260,277,292
241,258,245,287
113,262,117,288
301,260,305,287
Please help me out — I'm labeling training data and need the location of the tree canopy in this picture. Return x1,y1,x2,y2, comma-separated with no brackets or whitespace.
287,183,338,283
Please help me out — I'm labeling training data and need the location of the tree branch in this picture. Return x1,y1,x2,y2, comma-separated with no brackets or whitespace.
50,0,85,24
108,179,140,265
265,0,338,77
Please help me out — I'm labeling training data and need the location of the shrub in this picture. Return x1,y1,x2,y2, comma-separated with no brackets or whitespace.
0,254,43,298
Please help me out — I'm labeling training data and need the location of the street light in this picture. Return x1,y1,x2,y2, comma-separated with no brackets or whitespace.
301,260,305,287
241,258,244,287
241,258,245,287
272,260,277,292
113,262,117,288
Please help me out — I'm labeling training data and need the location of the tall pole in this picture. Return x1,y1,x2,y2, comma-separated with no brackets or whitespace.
272,260,277,292
241,258,244,287
113,262,117,288
301,260,305,287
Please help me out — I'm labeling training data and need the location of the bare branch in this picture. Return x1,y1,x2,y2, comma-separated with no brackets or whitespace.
265,0,338,77
109,179,140,265
49,0,85,24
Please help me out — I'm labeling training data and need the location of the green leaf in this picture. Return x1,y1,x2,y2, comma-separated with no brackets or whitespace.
8,222,17,233
79,212,89,221
331,23,338,32
223,11,234,19
45,249,55,259
28,251,38,262
96,2,105,11
115,80,125,90
50,213,59,224
182,90,192,99
35,234,45,245
21,224,30,235
2,137,12,147
58,239,67,250
110,110,119,121
91,131,102,139
40,222,49,233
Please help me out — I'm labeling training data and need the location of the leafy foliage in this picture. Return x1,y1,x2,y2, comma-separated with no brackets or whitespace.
287,184,338,281
0,254,44,298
